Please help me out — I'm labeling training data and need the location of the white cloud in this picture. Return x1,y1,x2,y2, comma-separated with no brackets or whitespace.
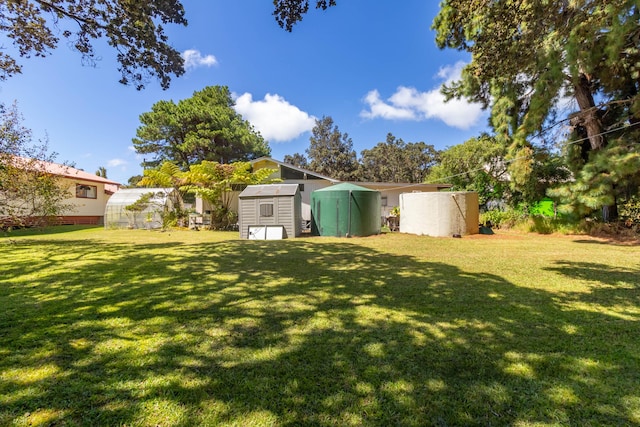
107,158,127,167
361,89,417,120
437,61,467,84
234,93,316,142
360,61,484,130
182,49,218,70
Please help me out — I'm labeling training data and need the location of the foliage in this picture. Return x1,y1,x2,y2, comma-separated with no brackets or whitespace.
1,228,639,425
479,208,527,229
618,195,640,226
521,216,591,235
184,161,276,230
283,152,309,169
0,102,73,228
133,86,270,170
359,133,438,183
0,0,187,89
95,166,107,178
123,192,155,228
427,134,509,208
124,192,154,213
510,145,571,208
433,0,640,220
137,162,188,226
549,131,640,219
306,116,359,181
273,0,336,31
126,175,143,188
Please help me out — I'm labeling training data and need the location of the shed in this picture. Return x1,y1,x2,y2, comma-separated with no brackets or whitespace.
238,184,302,239
311,183,381,237
399,191,479,237
104,188,176,229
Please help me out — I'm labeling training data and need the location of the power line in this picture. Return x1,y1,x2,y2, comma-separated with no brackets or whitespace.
409,120,640,188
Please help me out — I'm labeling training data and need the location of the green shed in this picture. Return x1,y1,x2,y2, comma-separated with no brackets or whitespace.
311,183,381,237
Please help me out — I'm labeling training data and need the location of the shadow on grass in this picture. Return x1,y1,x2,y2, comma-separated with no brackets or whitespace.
2,224,102,237
572,238,640,247
1,236,639,425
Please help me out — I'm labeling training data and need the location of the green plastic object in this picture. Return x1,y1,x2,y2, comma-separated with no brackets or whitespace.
530,198,556,217
311,183,381,237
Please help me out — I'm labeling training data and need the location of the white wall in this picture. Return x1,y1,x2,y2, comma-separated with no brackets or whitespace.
64,178,112,216
400,192,479,237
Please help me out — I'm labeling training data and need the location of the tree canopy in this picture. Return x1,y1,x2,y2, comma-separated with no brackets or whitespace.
306,116,359,181
359,133,438,183
273,0,336,31
426,134,509,209
0,0,187,89
0,1,343,88
0,102,72,226
283,153,309,169
133,86,271,170
433,0,640,218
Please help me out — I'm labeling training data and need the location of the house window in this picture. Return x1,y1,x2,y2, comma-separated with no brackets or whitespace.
260,203,274,217
381,196,388,207
76,184,97,199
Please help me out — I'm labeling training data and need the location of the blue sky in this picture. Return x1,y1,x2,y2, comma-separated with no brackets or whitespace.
0,1,489,185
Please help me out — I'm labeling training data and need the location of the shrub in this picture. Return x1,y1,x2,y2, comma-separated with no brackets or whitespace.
619,196,640,227
522,216,588,235
480,208,527,229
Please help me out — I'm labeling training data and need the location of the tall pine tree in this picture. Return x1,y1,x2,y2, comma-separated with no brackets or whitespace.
306,116,359,181
433,0,640,219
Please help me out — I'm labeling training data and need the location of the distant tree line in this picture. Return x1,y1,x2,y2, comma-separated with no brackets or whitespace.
284,116,440,185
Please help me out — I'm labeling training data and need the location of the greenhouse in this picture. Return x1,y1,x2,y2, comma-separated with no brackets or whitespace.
104,188,176,229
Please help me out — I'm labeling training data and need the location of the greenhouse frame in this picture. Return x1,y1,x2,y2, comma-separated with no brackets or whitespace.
104,188,176,229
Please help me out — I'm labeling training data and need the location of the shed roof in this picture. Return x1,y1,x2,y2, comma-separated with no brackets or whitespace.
239,184,299,198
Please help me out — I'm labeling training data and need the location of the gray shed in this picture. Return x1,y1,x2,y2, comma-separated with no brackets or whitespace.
238,184,302,239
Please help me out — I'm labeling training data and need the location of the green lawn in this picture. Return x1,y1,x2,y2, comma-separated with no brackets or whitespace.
1,227,638,426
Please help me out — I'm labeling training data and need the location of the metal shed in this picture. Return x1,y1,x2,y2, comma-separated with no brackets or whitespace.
238,184,302,239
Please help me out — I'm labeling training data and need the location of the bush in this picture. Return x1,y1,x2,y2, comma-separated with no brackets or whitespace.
161,210,178,229
522,216,588,235
619,196,640,227
208,207,238,231
480,209,527,229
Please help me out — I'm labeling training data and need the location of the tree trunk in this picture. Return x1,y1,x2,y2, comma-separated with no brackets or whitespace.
573,73,605,151
573,73,619,221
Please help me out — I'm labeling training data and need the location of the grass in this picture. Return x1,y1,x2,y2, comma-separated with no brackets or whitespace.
0,226,639,426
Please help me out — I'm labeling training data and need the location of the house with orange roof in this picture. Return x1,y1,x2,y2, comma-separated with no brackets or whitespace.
2,156,121,226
